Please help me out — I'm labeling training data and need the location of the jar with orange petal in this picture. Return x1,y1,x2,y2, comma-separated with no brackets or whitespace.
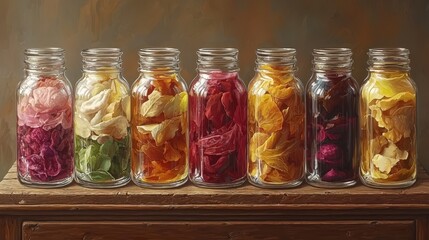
131,48,188,188
247,48,305,188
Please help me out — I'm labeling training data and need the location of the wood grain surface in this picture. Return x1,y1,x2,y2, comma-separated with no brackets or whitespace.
0,163,428,239
21,220,416,240
1,163,429,212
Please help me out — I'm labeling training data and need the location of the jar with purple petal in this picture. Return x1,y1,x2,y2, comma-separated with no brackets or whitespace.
17,48,74,187
305,48,358,188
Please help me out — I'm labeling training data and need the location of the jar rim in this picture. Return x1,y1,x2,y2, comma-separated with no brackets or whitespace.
197,48,238,56
313,48,352,56
25,47,64,56
368,48,410,55
81,48,122,57
138,48,180,73
257,48,296,56
139,48,180,55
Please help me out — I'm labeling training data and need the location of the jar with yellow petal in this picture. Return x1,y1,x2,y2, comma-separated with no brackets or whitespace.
248,48,305,188
360,48,417,188
74,48,131,188
131,48,188,188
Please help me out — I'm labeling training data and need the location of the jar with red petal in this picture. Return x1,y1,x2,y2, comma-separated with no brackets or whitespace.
17,48,74,187
189,48,247,188
305,48,358,188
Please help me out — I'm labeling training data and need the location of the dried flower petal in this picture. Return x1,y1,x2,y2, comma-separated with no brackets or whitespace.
140,90,173,118
255,94,283,133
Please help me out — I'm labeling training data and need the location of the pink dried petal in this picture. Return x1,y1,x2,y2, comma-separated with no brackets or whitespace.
322,168,347,182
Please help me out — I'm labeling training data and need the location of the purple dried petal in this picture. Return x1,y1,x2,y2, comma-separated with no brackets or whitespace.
26,154,45,172
317,143,342,160
45,155,62,177
30,127,50,144
325,123,347,140
322,169,347,182
317,124,326,142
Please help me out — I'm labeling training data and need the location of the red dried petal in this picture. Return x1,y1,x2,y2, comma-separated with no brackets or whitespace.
204,93,225,128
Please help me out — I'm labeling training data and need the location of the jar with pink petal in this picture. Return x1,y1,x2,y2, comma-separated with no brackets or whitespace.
17,48,74,187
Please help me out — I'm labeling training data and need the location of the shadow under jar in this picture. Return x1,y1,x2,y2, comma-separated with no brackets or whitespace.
17,48,74,188
74,48,131,188
247,48,305,188
305,48,359,188
131,48,188,188
360,48,417,189
189,48,247,188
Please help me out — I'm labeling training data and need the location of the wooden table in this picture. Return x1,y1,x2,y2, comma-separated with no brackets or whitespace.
0,163,428,240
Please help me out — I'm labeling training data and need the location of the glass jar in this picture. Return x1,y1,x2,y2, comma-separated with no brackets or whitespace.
305,48,359,188
360,48,417,188
189,48,247,188
131,48,188,188
247,48,305,188
17,48,74,187
74,48,131,188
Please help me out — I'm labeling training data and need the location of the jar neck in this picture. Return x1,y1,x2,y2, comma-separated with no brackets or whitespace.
314,71,352,82
138,48,180,75
368,48,410,72
312,48,353,73
197,48,239,73
255,48,297,77
81,48,122,73
24,48,65,76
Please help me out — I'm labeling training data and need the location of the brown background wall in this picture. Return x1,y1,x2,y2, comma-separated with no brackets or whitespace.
0,0,428,178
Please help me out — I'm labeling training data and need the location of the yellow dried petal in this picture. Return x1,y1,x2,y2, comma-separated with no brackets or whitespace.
121,96,131,121
269,85,294,100
249,132,270,162
372,154,400,174
383,105,415,140
255,94,283,133
140,90,173,118
164,92,187,118
377,92,415,111
369,135,388,155
139,117,181,145
382,142,409,160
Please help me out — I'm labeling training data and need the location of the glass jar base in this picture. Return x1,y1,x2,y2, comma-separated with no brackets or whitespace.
74,174,130,189
18,176,73,188
132,176,188,189
360,175,416,189
306,174,356,188
189,177,246,189
248,176,303,189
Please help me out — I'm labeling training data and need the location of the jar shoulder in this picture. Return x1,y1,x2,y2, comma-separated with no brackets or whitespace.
75,73,130,99
17,74,72,96
189,74,246,96
131,74,187,96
